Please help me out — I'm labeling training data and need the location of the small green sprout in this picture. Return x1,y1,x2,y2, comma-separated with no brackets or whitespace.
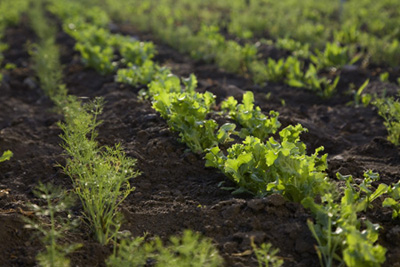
0,150,12,162
251,238,283,267
379,72,389,82
24,183,81,267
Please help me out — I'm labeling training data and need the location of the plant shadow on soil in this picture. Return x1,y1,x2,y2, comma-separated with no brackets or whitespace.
0,17,399,267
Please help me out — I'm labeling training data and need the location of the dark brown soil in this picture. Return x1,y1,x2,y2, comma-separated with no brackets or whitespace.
0,17,399,267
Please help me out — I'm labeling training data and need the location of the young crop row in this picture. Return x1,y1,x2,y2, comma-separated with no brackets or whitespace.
374,96,400,146
47,1,400,266
105,0,400,67
27,2,141,264
352,79,400,146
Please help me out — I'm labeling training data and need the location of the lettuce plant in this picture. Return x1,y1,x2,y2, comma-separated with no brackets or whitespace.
63,22,116,74
0,149,12,163
333,26,360,45
119,40,156,66
221,91,281,140
205,125,329,200
275,38,310,59
215,41,257,74
310,42,360,70
0,0,29,29
75,43,115,75
379,72,389,83
116,60,170,87
383,181,400,219
148,74,235,153
350,79,371,107
302,171,388,267
48,1,110,27
250,57,339,98
373,95,400,145
264,58,287,82
66,23,112,47
284,57,340,98
153,89,235,153
190,25,225,63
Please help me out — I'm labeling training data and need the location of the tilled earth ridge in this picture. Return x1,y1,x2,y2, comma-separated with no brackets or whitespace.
0,17,398,267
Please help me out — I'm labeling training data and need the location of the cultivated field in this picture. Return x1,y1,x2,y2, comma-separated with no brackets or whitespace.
0,0,399,266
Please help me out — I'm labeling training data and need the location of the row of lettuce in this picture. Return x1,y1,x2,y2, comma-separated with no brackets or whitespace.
46,0,400,266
